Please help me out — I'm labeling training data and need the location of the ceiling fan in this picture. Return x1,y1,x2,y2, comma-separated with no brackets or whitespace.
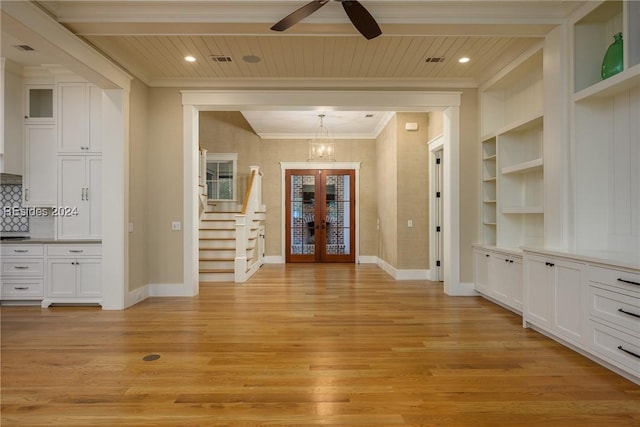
271,0,382,40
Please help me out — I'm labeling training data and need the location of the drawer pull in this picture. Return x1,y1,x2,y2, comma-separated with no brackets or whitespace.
617,278,640,287
69,250,84,253
14,286,29,291
13,249,28,253
617,346,640,360
14,266,29,270
618,308,640,319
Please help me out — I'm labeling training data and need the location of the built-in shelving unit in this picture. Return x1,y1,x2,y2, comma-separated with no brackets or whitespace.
479,48,544,250
572,0,640,258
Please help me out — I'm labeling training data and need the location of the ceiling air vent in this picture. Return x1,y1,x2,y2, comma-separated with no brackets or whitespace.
210,55,233,63
14,45,35,52
425,57,445,63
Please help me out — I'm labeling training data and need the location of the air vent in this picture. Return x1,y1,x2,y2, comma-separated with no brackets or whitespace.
425,57,445,63
14,45,35,52
210,55,233,63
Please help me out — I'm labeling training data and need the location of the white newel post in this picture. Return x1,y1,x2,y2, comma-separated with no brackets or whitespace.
234,214,248,282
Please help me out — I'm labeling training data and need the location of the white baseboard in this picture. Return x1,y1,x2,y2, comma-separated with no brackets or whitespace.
264,256,285,264
395,269,431,280
357,255,378,264
448,282,478,296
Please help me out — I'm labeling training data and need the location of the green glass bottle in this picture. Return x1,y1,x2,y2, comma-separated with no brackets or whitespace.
601,32,624,80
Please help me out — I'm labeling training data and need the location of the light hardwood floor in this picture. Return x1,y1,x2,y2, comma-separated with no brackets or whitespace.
1,264,639,426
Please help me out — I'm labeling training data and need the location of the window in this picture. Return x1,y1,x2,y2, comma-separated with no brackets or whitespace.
206,153,237,201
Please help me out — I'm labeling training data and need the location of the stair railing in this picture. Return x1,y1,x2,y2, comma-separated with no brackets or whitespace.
234,166,265,282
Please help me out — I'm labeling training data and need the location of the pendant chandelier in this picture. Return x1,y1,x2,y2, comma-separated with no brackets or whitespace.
308,114,335,161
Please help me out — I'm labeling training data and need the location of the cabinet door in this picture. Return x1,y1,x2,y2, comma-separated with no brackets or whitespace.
23,124,57,206
510,257,524,311
88,85,102,153
47,258,77,298
24,85,54,123
58,156,88,239
474,249,491,294
86,156,102,238
58,83,89,153
76,258,101,298
553,260,586,346
525,256,553,328
490,254,511,305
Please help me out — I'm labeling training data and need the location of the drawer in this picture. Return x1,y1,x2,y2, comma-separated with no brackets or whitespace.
1,279,44,299
0,244,44,257
1,259,44,276
589,320,640,377
589,285,640,336
589,265,640,293
46,244,102,257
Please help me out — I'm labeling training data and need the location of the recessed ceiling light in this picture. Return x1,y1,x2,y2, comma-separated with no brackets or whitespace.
459,57,470,64
184,55,196,62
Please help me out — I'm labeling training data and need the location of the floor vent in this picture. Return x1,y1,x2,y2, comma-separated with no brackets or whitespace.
425,57,445,63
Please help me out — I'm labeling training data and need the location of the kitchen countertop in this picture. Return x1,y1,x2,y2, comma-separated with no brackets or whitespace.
0,238,101,244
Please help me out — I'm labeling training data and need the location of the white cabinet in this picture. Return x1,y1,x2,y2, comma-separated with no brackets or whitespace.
473,246,523,313
524,253,588,347
587,265,640,378
43,244,101,307
23,124,57,206
24,85,54,123
473,248,491,294
57,156,102,239
0,244,45,300
57,82,102,153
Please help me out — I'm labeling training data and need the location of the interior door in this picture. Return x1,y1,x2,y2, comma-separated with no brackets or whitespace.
286,169,355,263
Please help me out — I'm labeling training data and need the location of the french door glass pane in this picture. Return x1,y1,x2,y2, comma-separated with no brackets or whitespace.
325,175,351,255
290,175,316,255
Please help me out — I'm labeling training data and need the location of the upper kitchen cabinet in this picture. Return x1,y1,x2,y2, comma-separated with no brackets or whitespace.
57,83,102,154
24,85,55,123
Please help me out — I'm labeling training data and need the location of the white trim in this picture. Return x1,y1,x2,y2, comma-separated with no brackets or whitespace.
357,255,378,264
455,282,480,296
280,162,361,263
428,135,445,282
183,105,199,297
264,255,285,264
395,269,431,281
148,283,190,297
126,286,150,308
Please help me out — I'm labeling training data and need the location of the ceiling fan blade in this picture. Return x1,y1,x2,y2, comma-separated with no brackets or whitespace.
342,1,382,40
271,0,329,32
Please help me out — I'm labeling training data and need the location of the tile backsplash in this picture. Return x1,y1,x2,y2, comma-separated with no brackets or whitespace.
0,184,29,232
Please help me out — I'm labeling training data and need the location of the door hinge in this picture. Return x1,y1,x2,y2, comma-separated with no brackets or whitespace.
436,158,441,165
436,226,441,232
436,192,441,198
436,260,441,267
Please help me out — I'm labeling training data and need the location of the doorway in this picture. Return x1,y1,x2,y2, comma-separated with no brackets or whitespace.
285,169,356,263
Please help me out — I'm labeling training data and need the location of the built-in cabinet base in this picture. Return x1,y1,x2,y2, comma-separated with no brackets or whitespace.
474,245,639,385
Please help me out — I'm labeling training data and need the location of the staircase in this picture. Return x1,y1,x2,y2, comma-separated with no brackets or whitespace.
198,163,265,283
199,208,265,282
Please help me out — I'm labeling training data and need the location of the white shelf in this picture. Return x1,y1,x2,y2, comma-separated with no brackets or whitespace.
483,177,496,182
502,158,543,175
481,112,544,141
502,206,544,214
483,154,497,161
573,64,640,102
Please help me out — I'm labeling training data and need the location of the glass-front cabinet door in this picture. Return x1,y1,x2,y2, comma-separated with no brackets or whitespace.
285,169,355,263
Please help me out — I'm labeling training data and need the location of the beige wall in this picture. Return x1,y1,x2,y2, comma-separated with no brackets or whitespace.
375,115,398,266
458,89,480,283
146,88,184,285
128,78,149,291
199,111,378,258
396,112,430,269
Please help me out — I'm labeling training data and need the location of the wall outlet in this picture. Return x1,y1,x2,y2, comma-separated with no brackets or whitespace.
171,221,181,231
408,220,413,228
